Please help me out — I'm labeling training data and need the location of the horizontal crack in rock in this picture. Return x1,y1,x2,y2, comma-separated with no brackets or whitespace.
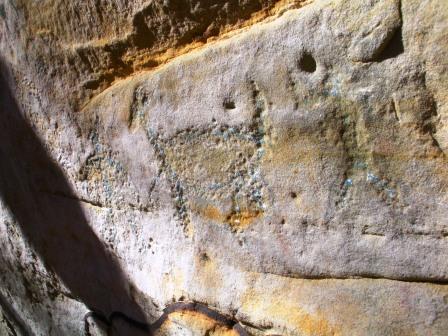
249,270,448,285
85,301,250,335
38,190,153,214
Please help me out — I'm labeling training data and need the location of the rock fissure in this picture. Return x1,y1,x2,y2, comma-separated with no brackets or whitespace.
76,0,313,110
38,190,154,213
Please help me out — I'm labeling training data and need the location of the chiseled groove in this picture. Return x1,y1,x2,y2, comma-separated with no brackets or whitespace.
251,270,448,285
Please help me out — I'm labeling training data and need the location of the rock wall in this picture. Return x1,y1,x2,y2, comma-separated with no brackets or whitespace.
0,0,447,335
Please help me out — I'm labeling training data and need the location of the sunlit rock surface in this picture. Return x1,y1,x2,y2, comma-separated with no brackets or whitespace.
0,0,447,335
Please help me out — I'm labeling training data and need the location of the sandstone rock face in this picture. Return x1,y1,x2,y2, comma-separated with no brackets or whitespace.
0,0,448,335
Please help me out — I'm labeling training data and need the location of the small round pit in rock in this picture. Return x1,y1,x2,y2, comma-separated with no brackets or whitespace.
223,98,236,110
298,52,317,73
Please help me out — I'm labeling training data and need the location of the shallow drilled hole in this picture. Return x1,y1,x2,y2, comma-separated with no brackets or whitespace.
223,98,236,110
298,52,317,73
200,252,209,262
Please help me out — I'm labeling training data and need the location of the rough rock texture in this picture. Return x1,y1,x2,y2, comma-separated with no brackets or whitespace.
0,0,448,335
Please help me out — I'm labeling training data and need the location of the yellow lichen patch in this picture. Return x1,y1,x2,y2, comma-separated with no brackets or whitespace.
192,202,262,230
195,204,227,223
155,310,239,336
298,312,340,336
262,127,343,167
268,303,340,336
164,138,255,186
162,268,187,300
241,287,342,336
194,251,223,293
225,209,262,230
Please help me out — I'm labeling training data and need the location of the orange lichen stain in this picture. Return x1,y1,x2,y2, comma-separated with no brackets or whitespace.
241,289,342,336
277,305,340,336
200,204,227,222
298,312,340,336
225,210,262,230
156,310,239,336
131,41,206,71
193,203,262,230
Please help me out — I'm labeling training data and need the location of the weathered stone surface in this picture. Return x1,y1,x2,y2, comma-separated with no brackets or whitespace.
0,0,447,335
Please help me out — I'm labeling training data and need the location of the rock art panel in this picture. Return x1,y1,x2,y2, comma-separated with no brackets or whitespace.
0,0,447,335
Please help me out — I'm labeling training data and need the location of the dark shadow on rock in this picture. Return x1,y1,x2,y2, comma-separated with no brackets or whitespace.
0,58,151,334
376,26,405,62
0,291,30,335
